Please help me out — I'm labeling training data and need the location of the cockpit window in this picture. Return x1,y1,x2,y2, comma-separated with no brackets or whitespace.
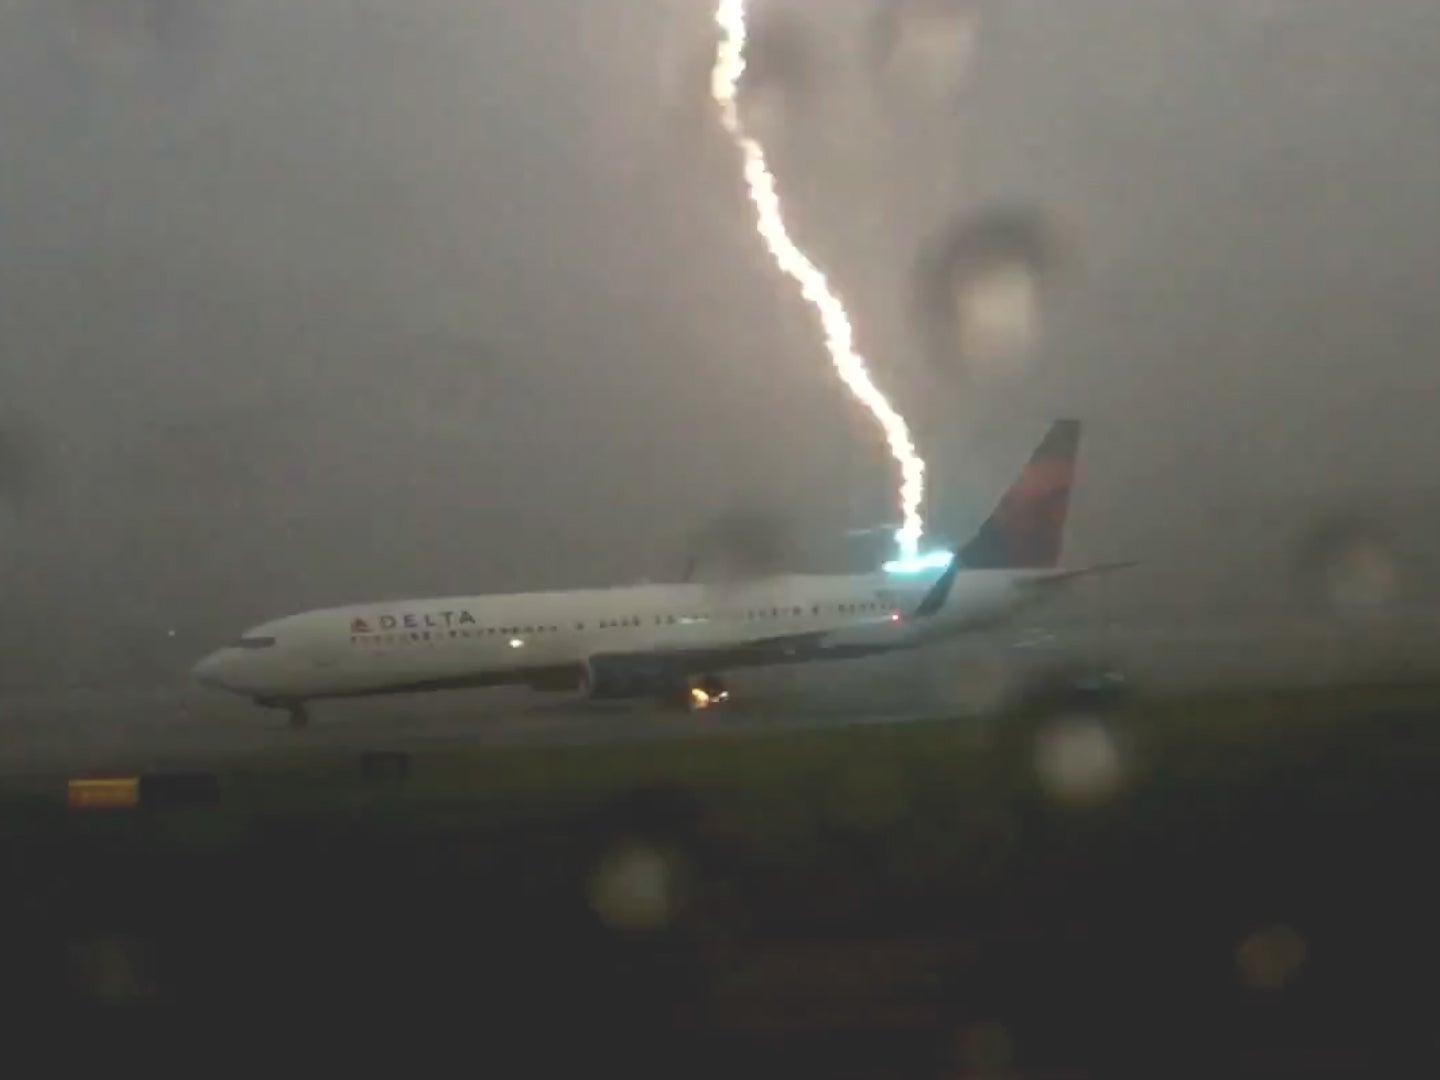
235,635,277,649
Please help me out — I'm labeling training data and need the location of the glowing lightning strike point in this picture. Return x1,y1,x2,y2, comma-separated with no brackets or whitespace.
710,0,926,563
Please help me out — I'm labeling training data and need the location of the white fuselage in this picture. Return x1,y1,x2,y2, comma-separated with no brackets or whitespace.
193,566,1058,705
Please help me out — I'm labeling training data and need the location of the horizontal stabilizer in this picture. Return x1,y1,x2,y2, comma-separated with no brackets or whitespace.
1028,559,1141,587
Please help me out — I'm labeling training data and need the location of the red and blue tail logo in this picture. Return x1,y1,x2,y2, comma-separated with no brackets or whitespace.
958,419,1079,570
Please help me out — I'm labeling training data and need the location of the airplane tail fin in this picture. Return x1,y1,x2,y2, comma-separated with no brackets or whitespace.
957,418,1080,570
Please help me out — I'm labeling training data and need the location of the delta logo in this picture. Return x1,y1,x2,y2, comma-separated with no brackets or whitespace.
349,611,479,634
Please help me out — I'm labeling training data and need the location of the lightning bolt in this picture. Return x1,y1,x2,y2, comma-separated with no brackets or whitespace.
710,0,927,564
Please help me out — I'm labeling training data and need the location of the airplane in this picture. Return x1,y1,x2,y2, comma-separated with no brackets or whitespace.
192,419,1134,727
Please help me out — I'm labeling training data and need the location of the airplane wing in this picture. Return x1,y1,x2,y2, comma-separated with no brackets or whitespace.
585,621,896,682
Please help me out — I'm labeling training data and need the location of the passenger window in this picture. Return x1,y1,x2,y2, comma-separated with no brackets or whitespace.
235,636,277,649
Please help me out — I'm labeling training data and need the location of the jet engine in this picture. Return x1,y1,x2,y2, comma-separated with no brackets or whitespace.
580,658,660,701
580,660,729,711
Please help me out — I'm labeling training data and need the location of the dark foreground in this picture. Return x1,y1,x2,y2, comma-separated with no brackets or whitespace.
2,679,1439,1076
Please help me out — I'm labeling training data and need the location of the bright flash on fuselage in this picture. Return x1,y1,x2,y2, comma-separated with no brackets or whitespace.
882,549,954,574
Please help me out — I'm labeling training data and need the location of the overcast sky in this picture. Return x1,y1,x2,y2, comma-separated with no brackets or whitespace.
4,0,1440,689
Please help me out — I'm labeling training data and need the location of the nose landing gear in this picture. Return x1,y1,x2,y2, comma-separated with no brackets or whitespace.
256,698,310,729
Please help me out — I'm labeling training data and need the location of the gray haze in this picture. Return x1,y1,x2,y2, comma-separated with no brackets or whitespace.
4,0,1440,692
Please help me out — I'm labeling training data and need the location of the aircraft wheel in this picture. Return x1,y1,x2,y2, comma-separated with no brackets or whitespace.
657,676,730,714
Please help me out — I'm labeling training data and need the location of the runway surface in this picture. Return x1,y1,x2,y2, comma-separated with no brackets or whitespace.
4,615,1440,777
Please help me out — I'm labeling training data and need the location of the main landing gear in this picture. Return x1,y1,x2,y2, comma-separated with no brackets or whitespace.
661,675,730,714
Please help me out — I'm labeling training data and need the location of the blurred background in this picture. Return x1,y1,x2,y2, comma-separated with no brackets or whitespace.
6,7,1440,1074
